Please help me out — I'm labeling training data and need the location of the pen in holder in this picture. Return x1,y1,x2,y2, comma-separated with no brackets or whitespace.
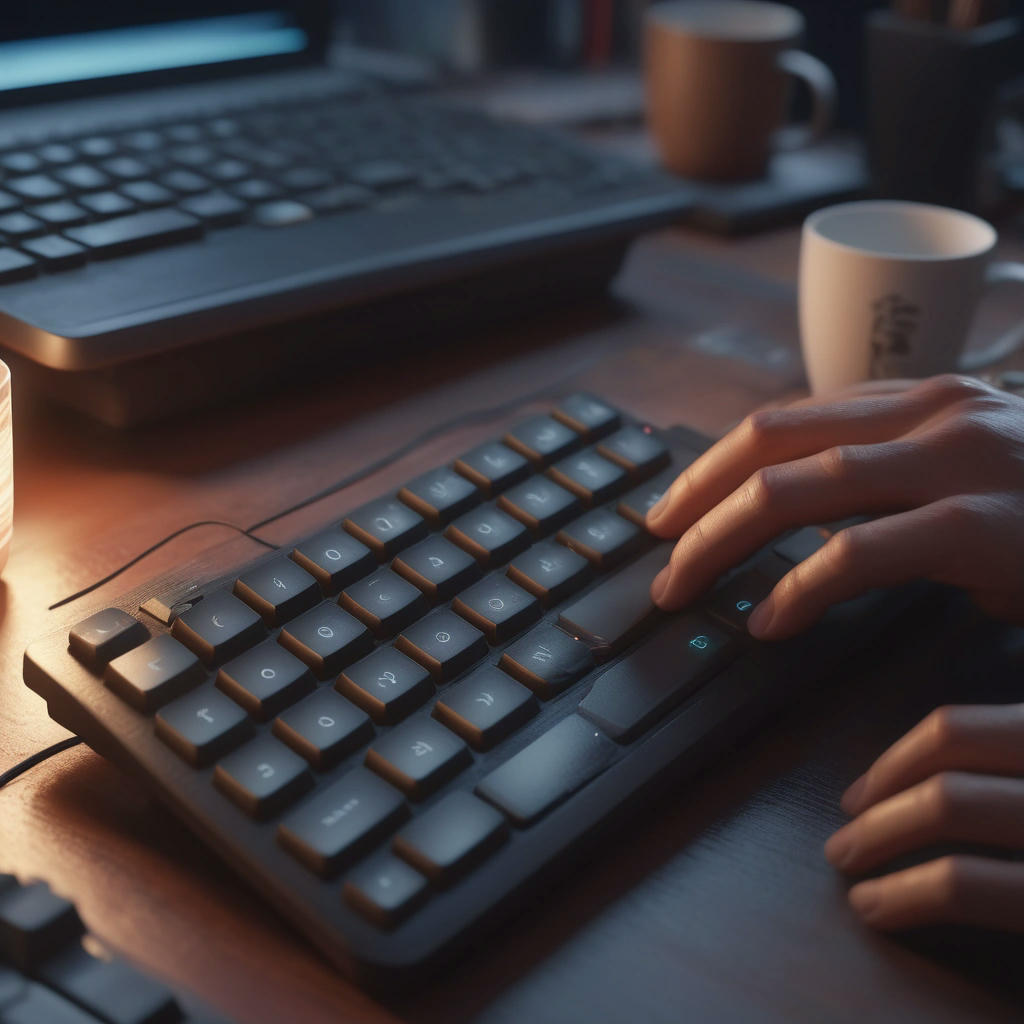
866,12,1024,210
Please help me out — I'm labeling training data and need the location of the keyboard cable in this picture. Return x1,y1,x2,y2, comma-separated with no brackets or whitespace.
0,736,83,791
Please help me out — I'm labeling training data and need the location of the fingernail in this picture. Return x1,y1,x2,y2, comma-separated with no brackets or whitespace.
747,598,775,638
824,829,856,870
848,882,882,922
840,774,867,815
646,492,670,525
651,565,670,605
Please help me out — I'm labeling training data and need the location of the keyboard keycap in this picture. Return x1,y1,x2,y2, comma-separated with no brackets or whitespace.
281,166,332,190
178,190,247,226
6,174,66,201
77,136,117,158
546,450,627,506
557,509,643,569
503,415,580,465
171,590,266,665
506,541,591,606
119,180,175,207
445,505,529,568
100,156,148,181
0,189,19,212
0,248,36,281
0,212,45,238
344,854,428,929
216,641,315,720
336,647,433,724
214,735,314,819
64,208,203,257
290,528,375,593
55,164,109,190
392,536,480,601
393,792,507,886
340,569,429,638
578,616,737,742
0,881,82,970
475,714,618,826
499,624,593,698
452,575,540,643
231,178,284,202
234,557,320,625
36,143,76,165
617,467,678,527
28,200,88,226
453,442,530,496
253,199,313,226
68,608,148,667
394,609,488,683
705,569,777,633
774,526,829,564
104,634,205,712
154,686,251,766
272,689,372,769
278,603,373,679
343,498,427,559
433,665,537,750
557,544,670,658
348,159,416,190
158,169,210,194
365,717,471,800
597,426,670,478
552,393,621,439
497,477,579,536
21,234,87,269
303,183,371,212
277,767,407,877
0,152,41,174
398,467,479,526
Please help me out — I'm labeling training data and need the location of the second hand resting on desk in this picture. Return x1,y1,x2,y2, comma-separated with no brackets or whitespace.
649,372,1024,934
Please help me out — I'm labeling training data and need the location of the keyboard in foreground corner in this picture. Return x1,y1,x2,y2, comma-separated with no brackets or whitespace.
23,393,917,989
0,873,228,1023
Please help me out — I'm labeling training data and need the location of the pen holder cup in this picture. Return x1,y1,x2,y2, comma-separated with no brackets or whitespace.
866,12,1024,211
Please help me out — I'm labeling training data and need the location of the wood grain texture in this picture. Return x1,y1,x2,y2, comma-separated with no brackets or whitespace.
3,226,1024,1022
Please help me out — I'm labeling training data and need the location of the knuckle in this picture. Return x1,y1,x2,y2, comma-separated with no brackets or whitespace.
920,373,988,404
934,495,984,534
922,772,962,823
744,466,783,511
924,705,963,750
817,445,858,482
932,855,970,911
822,526,863,572
742,409,788,449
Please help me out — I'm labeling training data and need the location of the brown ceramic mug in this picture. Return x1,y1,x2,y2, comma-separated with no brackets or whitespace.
645,1,837,181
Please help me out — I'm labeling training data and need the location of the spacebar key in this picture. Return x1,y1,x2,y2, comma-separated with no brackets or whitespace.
64,209,202,256
557,544,670,658
475,715,618,826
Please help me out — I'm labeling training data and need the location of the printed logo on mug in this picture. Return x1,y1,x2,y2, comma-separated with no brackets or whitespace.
644,0,837,181
799,201,1024,395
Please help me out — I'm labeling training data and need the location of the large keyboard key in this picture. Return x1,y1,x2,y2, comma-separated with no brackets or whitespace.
557,544,670,658
337,647,433,724
290,528,374,593
597,426,670,478
499,625,593,699
452,576,540,643
475,715,618,826
705,570,777,633
445,506,529,568
64,209,203,257
502,415,579,466
171,590,266,665
273,689,372,769
397,467,479,527
0,881,82,970
344,854,428,929
497,477,579,536
104,635,205,712
216,641,315,720
214,735,313,819
551,393,621,439
395,609,487,683
343,498,427,559
506,541,591,607
365,717,470,799
392,536,480,601
617,467,679,527
234,557,320,625
433,665,537,750
68,608,148,667
546,450,626,506
578,616,736,742
21,234,86,269
154,686,251,766
453,442,530,496
340,569,429,638
278,603,372,679
557,509,642,569
278,768,407,877
393,792,507,887
38,944,182,1024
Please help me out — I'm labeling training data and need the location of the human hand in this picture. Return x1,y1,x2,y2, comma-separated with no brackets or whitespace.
645,374,1024,639
824,703,1024,932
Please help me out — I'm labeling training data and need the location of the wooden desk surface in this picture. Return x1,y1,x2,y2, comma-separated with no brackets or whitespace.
3,225,1024,1023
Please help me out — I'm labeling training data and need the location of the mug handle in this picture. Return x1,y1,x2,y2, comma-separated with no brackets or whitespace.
959,261,1024,371
774,50,837,151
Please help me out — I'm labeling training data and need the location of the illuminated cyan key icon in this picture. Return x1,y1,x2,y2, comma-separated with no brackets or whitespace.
689,635,710,650
735,599,753,612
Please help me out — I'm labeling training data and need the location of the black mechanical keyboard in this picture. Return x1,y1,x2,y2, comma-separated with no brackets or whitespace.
24,394,915,988
0,874,227,1022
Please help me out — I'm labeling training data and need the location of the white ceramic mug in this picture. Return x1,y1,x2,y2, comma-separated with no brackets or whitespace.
799,200,1024,395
